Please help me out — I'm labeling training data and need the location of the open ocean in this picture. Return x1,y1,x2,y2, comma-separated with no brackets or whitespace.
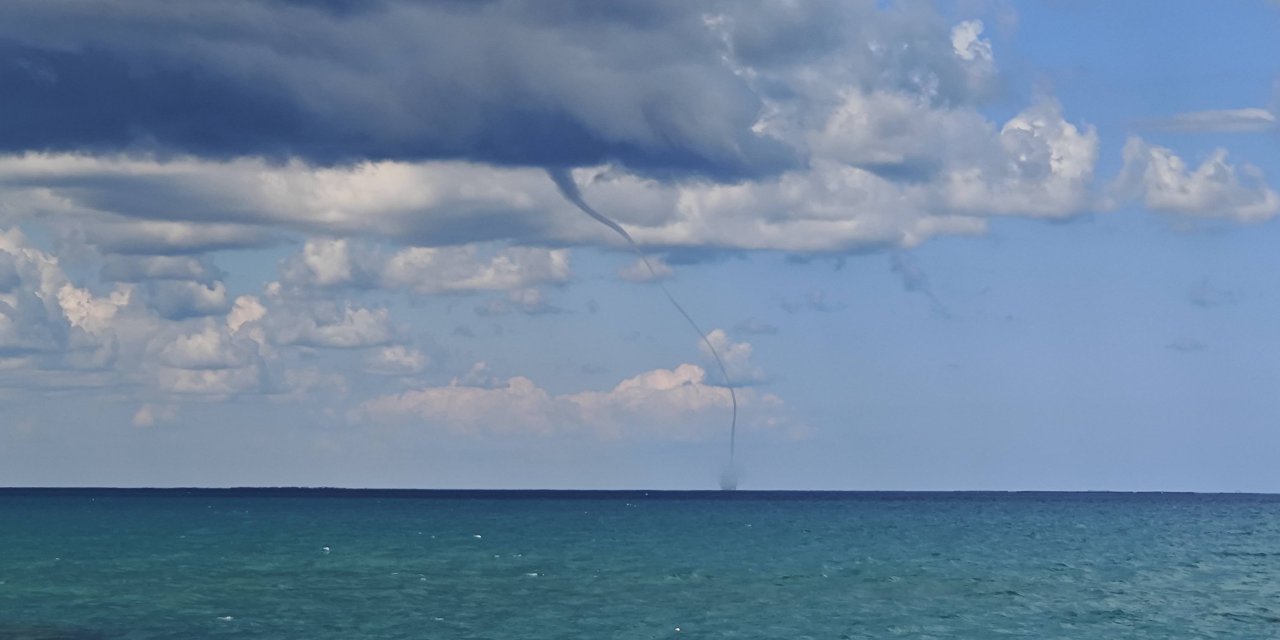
2,490,1279,639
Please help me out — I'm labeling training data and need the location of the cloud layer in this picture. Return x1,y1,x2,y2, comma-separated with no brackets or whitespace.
0,0,798,175
359,361,791,441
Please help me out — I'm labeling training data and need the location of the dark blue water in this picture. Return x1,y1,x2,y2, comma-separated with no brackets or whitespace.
3,490,1280,639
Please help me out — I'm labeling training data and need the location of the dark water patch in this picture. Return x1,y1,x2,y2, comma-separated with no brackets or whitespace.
0,626,105,640
1215,550,1279,557
1217,611,1280,624
1055,608,1140,623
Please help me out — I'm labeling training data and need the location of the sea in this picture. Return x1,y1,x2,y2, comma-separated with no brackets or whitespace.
2,489,1279,639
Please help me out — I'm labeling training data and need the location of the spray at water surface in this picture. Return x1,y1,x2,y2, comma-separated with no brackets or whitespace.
547,168,739,489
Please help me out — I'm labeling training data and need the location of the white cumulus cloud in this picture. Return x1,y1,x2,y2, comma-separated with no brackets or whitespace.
618,256,673,283
131,403,178,428
272,303,397,349
699,329,766,385
364,345,429,376
358,362,791,441
1115,137,1279,222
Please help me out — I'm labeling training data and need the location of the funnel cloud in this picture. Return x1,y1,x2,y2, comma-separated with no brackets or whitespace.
548,168,740,488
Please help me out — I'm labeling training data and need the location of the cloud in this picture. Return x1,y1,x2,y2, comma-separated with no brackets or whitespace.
951,20,994,65
288,237,358,288
1145,108,1276,134
359,362,789,440
0,228,106,358
0,152,976,253
271,303,397,349
276,237,575,299
0,226,350,404
455,361,504,389
474,288,563,317
699,329,766,385
890,253,931,293
100,255,221,284
1166,337,1207,353
0,224,413,408
155,324,257,370
559,98,1094,253
360,374,561,436
81,220,278,256
890,252,950,317
364,345,428,376
618,256,673,283
1114,137,1279,223
812,90,982,181
131,403,178,428
0,154,571,253
226,295,266,334
780,290,845,314
281,367,349,401
159,364,268,397
941,98,1098,218
9,3,1275,295
0,1,1025,184
0,2,1113,260
145,280,231,320
381,245,571,295
735,318,779,336
142,314,274,397
0,227,237,391
0,91,1101,261
0,0,794,177
0,254,20,292
1188,280,1238,308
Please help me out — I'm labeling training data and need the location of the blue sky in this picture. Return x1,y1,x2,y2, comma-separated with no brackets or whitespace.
1,1,1279,489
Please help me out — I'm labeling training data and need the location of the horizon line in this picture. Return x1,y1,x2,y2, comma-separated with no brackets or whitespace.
1,487,1277,497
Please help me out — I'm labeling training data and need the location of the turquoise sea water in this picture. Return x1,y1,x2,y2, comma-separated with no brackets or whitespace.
3,490,1280,639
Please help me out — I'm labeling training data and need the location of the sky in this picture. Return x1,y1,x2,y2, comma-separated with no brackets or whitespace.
1,1,1279,490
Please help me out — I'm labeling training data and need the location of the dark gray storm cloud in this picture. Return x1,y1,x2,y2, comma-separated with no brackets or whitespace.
0,0,805,178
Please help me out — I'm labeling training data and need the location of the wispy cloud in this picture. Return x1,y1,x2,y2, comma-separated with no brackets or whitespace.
890,253,951,318
1166,337,1207,353
1144,108,1275,134
735,318,780,336
1188,280,1238,308
779,290,845,314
